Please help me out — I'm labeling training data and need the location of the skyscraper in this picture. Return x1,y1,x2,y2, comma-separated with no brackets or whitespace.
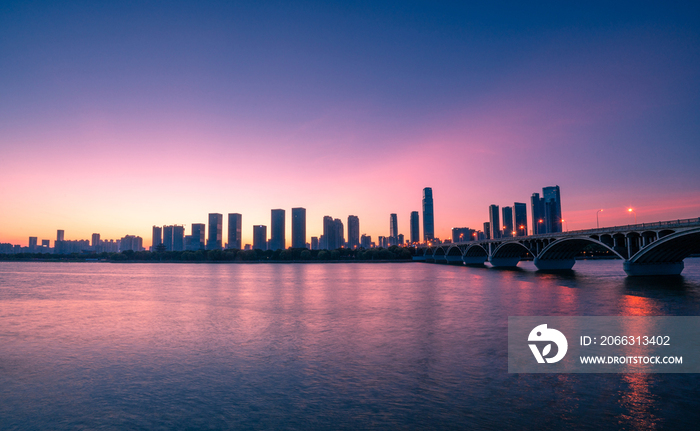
483,222,491,240
253,225,267,250
334,218,345,248
172,225,185,251
323,216,333,250
152,226,162,250
543,185,562,233
531,193,546,235
361,234,371,248
489,204,501,239
92,233,100,249
191,223,205,250
56,230,64,243
291,208,306,248
227,213,242,250
207,213,223,250
502,206,513,238
410,211,419,244
163,225,174,251
422,187,434,241
347,215,359,249
311,237,319,250
270,209,286,250
389,213,398,245
514,202,528,236
452,227,474,243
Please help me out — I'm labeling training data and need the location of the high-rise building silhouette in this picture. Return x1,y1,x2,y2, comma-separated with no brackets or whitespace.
398,233,404,245
207,213,223,250
347,215,359,249
452,227,474,243
514,202,528,236
253,225,267,250
489,205,501,239
189,223,205,250
502,206,513,238
422,187,434,241
270,209,286,250
543,185,562,233
335,218,345,248
291,208,306,249
152,226,162,250
361,234,371,248
531,193,545,235
311,236,319,250
56,230,64,243
227,213,242,250
120,235,143,252
163,226,174,251
410,211,419,244
172,225,185,251
389,213,398,245
92,233,100,249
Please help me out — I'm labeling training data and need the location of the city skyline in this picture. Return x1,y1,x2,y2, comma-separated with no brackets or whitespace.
1,2,700,246
2,183,699,248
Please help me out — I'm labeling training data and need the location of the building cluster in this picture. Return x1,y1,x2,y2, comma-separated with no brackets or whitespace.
450,185,562,244
1,185,562,254
0,229,143,254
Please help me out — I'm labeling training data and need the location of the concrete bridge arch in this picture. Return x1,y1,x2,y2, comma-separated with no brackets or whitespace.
625,228,700,276
534,236,624,271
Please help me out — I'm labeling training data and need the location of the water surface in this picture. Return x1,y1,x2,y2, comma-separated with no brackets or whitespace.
1,259,700,430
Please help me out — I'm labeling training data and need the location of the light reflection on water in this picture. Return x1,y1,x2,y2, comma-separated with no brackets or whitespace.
0,259,699,430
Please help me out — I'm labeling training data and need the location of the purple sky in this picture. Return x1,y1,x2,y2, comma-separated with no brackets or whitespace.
1,1,699,246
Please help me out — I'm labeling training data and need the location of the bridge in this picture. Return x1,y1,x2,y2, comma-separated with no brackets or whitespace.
413,217,700,276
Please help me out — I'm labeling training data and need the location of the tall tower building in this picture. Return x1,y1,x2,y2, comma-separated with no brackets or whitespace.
323,216,334,250
172,225,185,251
228,213,242,249
514,202,528,236
92,233,100,249
502,206,513,238
291,208,306,249
422,187,434,241
531,193,545,235
410,211,420,244
389,213,398,245
191,223,205,250
253,225,267,250
207,213,223,250
152,226,162,250
334,218,345,248
347,215,360,249
543,185,562,233
270,209,286,250
56,230,64,243
163,225,174,251
483,222,491,240
489,205,501,239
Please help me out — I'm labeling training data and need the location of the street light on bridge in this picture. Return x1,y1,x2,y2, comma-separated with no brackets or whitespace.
628,208,637,224
597,209,603,228
519,225,525,236
561,219,568,232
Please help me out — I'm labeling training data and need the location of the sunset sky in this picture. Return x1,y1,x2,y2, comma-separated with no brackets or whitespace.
1,1,699,247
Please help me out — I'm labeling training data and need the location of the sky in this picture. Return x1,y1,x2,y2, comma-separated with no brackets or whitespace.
1,0,700,247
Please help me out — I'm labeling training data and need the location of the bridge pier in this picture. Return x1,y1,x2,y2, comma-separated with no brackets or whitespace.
489,256,520,267
623,261,684,276
534,257,576,271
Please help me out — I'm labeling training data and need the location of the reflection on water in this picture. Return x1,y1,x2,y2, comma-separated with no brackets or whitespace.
0,259,699,429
